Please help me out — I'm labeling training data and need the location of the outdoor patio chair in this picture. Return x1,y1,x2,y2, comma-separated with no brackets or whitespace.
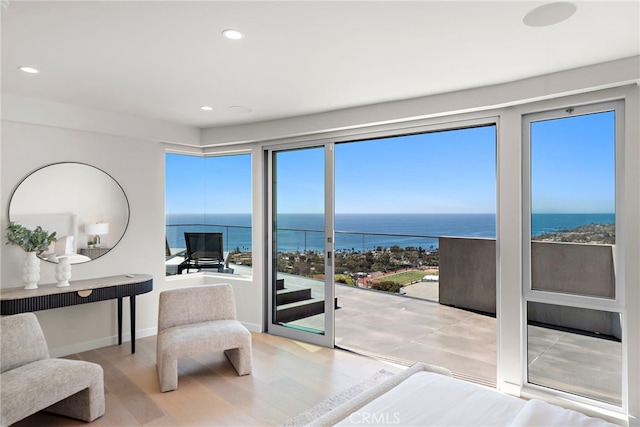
177,232,224,274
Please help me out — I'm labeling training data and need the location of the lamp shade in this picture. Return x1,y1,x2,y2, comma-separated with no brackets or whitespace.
86,222,109,235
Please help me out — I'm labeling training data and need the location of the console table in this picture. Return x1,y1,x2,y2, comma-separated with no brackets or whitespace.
0,274,153,353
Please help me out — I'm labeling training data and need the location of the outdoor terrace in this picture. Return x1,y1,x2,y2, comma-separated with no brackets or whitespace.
166,225,622,406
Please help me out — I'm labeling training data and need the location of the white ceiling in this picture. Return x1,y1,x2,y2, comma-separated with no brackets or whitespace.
2,1,639,129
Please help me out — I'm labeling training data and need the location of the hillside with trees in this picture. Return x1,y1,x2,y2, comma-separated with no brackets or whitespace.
532,223,615,244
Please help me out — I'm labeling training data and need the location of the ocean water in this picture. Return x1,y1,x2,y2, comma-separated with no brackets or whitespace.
166,213,614,253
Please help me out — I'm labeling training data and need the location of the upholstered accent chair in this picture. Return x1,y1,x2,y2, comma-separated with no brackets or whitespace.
156,284,252,392
0,313,105,426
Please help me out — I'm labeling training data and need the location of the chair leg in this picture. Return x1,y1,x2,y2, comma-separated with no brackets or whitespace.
224,346,252,376
46,377,105,422
158,356,179,392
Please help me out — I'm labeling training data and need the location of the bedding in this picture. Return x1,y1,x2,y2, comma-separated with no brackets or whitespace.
44,235,91,263
309,363,616,427
335,371,524,427
509,399,615,427
48,254,92,263
54,235,75,255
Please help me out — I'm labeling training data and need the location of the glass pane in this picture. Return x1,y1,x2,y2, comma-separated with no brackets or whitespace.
273,147,325,334
333,126,498,385
530,111,615,297
527,302,622,405
165,154,252,276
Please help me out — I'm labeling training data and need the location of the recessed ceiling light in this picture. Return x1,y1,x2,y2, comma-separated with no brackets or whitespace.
19,66,39,74
523,2,577,27
229,105,252,113
222,29,244,40
200,106,213,111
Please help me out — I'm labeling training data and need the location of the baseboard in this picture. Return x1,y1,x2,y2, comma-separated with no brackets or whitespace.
49,325,260,357
49,326,158,358
49,335,120,358
242,322,262,333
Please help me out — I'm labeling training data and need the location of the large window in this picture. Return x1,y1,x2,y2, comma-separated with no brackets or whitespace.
524,102,623,406
165,153,252,276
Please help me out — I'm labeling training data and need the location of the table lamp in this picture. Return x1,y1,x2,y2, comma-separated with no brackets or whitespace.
86,222,109,247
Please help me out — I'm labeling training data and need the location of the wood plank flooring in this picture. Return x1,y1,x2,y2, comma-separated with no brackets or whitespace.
13,333,400,427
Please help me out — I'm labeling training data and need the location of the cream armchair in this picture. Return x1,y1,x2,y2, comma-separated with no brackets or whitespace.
0,313,105,426
156,283,252,392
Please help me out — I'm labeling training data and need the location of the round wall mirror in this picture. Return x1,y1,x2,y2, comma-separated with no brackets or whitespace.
8,162,130,264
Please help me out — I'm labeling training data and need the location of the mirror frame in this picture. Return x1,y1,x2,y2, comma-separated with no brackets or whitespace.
8,162,130,264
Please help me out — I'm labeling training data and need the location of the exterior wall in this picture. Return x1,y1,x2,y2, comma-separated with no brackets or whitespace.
439,238,620,338
531,242,615,298
439,237,496,314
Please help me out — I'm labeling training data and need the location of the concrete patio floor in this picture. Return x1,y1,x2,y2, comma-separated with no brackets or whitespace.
334,284,497,384
279,276,622,406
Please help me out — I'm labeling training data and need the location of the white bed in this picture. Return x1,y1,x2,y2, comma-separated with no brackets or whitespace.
309,363,616,426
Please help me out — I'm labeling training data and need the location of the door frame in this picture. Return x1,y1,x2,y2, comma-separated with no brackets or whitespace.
265,141,336,348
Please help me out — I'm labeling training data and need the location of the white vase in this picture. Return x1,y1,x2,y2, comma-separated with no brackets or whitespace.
55,256,72,287
22,251,40,290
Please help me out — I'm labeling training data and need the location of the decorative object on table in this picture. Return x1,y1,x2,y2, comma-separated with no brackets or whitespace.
85,222,109,247
22,252,41,290
5,222,57,289
55,255,72,287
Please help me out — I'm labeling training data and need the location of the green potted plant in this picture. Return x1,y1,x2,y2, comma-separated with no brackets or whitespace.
6,222,57,289
6,222,57,253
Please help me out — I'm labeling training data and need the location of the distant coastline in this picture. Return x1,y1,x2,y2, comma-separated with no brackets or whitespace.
166,212,614,252
532,222,615,245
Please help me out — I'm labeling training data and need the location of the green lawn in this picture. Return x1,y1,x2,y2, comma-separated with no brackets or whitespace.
378,270,426,285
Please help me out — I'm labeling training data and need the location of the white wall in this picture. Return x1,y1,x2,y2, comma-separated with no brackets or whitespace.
201,56,640,147
1,96,265,357
0,117,163,354
0,96,196,355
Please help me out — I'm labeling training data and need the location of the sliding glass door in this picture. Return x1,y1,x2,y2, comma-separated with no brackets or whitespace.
267,144,335,347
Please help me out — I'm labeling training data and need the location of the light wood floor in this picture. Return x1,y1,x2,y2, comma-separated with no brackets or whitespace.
14,333,400,427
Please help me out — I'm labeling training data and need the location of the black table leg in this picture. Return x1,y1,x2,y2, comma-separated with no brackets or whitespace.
117,297,123,346
130,295,136,354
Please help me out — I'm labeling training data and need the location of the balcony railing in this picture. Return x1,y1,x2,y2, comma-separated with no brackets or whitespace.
165,223,253,276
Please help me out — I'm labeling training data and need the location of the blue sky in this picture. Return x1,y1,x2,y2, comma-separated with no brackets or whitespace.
166,111,615,215
531,111,615,214
275,126,497,214
165,154,252,215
